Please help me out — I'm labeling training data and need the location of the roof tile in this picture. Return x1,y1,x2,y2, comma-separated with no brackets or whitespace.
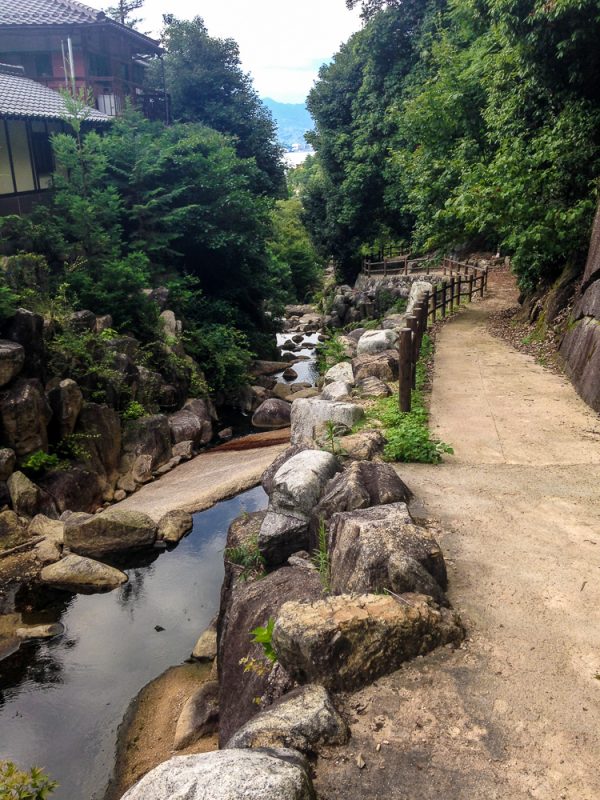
0,0,102,26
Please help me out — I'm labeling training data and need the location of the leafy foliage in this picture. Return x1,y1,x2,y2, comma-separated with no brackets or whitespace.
0,761,56,800
250,618,277,663
316,334,350,373
312,519,331,592
225,535,265,581
19,451,61,477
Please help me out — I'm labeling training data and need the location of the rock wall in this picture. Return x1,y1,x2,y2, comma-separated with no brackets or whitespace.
560,204,600,411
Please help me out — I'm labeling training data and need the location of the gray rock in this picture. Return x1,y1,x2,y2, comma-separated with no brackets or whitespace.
28,514,64,541
75,403,121,490
329,501,447,602
173,681,219,750
252,399,291,430
0,448,15,481
323,361,354,386
339,429,386,461
158,510,193,544
226,684,348,753
560,314,600,411
0,508,26,539
33,536,62,564
95,314,113,333
192,624,217,661
0,340,25,387
40,553,128,592
121,748,315,800
406,280,433,313
0,378,51,457
70,309,96,332
321,381,352,402
7,471,46,517
290,398,363,446
382,313,408,331
172,440,194,460
3,309,45,380
258,512,310,568
273,593,464,692
270,450,339,518
121,414,172,473
356,329,399,355
39,466,103,514
352,350,399,383
64,509,157,557
261,445,308,496
46,379,83,441
357,376,392,398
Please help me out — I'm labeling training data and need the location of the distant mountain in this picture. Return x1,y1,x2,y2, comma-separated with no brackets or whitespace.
262,98,314,150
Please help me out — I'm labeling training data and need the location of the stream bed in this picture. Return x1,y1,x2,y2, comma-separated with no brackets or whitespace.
0,486,268,800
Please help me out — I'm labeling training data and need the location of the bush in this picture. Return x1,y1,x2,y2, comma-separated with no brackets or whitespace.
316,334,350,374
20,450,61,477
120,400,146,421
0,761,56,800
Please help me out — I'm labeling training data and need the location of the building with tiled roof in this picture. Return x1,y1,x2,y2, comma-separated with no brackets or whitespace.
0,0,164,118
0,63,109,214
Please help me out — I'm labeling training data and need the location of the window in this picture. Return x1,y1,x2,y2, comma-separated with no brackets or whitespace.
34,52,53,77
31,121,53,189
88,53,110,76
5,120,34,192
0,122,14,195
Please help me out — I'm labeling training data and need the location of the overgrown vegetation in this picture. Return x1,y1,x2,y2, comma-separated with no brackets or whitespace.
315,334,350,373
361,335,453,463
299,0,600,292
0,761,56,799
225,535,266,582
312,519,331,592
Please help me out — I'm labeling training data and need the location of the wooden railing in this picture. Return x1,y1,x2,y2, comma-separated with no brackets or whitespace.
397,258,489,411
363,253,433,276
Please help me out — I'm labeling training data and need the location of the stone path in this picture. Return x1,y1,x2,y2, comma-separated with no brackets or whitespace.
113,443,286,521
315,271,600,800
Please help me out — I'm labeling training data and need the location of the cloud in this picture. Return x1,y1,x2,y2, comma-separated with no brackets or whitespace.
88,0,363,103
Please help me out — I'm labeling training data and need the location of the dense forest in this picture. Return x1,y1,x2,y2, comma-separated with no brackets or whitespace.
297,0,600,291
0,16,322,399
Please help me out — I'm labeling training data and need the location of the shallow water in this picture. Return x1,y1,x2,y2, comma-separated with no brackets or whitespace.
0,486,268,800
275,331,320,386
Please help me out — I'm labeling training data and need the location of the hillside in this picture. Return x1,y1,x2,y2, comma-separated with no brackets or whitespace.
262,98,313,150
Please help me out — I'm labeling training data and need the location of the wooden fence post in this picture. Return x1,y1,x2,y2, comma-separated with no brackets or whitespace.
484,266,489,291
440,280,447,318
404,256,408,276
479,272,484,298
449,276,455,313
431,285,438,322
468,274,473,302
405,314,418,389
422,291,430,329
383,257,388,277
456,275,461,306
398,327,412,412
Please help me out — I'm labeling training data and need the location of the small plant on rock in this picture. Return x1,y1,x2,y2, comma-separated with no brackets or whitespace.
225,535,265,581
312,519,331,592
20,450,61,477
120,400,146,421
250,617,277,663
0,760,57,799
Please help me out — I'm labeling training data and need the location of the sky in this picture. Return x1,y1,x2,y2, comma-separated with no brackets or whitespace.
88,0,364,103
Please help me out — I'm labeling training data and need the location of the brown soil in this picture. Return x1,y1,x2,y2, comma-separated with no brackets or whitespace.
315,270,600,799
106,662,218,800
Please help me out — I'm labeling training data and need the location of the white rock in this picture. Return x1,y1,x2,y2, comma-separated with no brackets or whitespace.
290,398,364,446
270,450,339,518
356,329,398,355
406,280,433,313
40,554,128,593
16,623,63,640
323,361,354,386
321,381,352,402
121,748,315,800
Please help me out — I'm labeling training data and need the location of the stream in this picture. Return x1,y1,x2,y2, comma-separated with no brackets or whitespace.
0,487,268,800
0,327,319,798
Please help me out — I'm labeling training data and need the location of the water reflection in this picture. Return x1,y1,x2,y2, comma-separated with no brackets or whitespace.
0,486,267,800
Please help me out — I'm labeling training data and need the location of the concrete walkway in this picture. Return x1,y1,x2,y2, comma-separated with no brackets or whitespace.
315,272,600,800
113,443,286,521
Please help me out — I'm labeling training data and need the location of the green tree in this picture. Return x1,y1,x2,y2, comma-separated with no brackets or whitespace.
269,198,323,301
153,16,285,197
104,0,144,28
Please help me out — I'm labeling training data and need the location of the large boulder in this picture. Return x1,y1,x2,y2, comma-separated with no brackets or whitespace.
258,512,311,568
46,379,83,441
339,429,386,461
168,408,211,449
121,749,315,800
28,514,64,540
38,466,103,514
0,378,51,457
356,329,399,355
328,502,447,602
261,445,308,496
357,375,392,398
40,553,128,593
0,509,27,542
121,414,172,469
269,450,339,519
173,680,219,750
226,684,348,753
560,315,600,411
64,509,157,557
218,565,322,744
0,340,25,388
406,280,433,313
352,350,399,383
0,448,15,481
310,461,411,544
273,593,463,692
323,361,354,386
321,381,352,402
252,399,291,430
290,398,363,446
3,309,45,380
251,360,291,376
75,403,121,490
7,471,55,517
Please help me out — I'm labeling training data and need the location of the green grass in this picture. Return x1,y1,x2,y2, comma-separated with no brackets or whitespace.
359,334,453,464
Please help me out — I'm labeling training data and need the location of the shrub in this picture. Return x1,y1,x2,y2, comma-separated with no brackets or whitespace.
20,451,61,477
225,535,265,581
0,761,56,799
120,400,146,421
250,618,277,663
316,334,350,374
